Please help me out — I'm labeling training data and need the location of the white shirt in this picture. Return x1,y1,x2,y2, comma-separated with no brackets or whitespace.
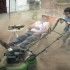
31,21,49,32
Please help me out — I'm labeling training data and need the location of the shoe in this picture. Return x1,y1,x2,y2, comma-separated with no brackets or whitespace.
0,40,9,49
8,42,15,47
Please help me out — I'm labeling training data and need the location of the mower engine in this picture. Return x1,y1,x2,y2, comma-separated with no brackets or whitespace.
4,47,25,64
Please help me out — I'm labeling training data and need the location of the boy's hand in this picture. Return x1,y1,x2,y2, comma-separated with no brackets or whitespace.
60,19,64,23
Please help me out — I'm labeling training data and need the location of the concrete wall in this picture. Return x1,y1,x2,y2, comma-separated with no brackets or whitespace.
41,0,70,9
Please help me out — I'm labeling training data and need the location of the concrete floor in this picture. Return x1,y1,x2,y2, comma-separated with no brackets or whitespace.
0,10,70,70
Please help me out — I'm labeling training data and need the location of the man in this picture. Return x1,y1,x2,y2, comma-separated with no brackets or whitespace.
60,7,70,47
0,14,50,49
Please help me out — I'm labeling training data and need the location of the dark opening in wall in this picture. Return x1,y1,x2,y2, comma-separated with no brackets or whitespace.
0,0,7,13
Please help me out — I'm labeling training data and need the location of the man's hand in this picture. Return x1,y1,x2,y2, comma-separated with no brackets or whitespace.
32,26,40,30
68,22,70,24
28,25,40,30
33,32,41,35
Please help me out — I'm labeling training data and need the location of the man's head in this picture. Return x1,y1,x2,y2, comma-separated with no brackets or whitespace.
64,7,70,17
41,14,49,21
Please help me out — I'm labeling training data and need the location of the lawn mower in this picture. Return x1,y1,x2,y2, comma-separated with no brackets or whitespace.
0,18,68,70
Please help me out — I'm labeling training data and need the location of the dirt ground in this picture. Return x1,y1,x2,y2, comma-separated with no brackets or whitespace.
0,10,70,70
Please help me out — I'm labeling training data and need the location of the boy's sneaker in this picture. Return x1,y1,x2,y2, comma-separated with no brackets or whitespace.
60,44,66,48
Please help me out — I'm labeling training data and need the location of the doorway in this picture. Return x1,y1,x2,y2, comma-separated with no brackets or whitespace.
0,0,7,13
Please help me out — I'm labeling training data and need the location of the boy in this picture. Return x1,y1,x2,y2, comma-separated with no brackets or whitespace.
61,7,70,47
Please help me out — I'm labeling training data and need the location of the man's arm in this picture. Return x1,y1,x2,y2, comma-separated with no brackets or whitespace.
28,24,40,30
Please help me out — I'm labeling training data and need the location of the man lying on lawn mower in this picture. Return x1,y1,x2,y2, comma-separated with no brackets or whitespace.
0,14,50,49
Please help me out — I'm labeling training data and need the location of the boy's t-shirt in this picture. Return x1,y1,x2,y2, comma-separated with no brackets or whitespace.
64,17,70,32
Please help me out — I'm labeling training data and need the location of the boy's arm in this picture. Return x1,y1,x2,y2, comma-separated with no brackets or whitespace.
67,22,70,24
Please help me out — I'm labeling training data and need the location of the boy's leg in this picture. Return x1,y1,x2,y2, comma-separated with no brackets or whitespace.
20,35,41,49
61,31,70,47
67,36,70,47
